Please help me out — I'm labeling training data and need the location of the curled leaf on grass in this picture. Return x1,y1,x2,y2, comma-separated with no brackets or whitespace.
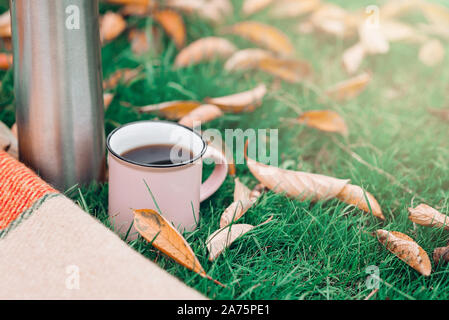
174,37,237,68
138,101,201,120
178,104,224,128
100,12,127,43
220,179,264,228
245,142,383,219
270,0,321,19
297,110,348,136
408,204,449,230
224,48,274,72
152,10,186,49
325,72,371,102
242,0,274,16
205,84,267,113
376,229,431,276
103,68,142,91
419,39,445,67
223,21,294,56
207,217,273,261
433,245,449,265
0,121,18,159
342,42,365,74
258,57,312,83
0,53,12,70
134,209,225,287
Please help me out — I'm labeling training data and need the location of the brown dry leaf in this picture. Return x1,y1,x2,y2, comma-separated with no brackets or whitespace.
152,10,186,49
134,209,206,277
103,93,115,110
309,3,355,38
419,39,445,67
0,121,18,159
408,204,449,230
139,101,201,120
336,184,384,219
246,147,383,219
100,12,127,43
342,42,365,74
103,68,141,90
258,58,312,83
433,246,449,265
220,179,263,228
224,21,294,56
325,72,371,102
205,84,267,113
242,0,274,16
166,0,232,25
128,29,150,55
178,104,224,128
297,110,348,136
0,10,11,38
0,53,12,70
174,37,237,68
224,48,274,72
270,0,321,19
207,217,272,260
376,229,431,276
359,23,390,55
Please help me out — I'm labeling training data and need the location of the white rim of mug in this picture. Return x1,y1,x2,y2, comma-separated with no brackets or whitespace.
106,120,207,168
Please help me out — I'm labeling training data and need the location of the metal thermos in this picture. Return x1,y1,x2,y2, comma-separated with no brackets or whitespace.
10,0,105,190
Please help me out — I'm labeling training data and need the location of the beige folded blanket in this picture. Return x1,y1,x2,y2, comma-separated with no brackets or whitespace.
0,150,204,299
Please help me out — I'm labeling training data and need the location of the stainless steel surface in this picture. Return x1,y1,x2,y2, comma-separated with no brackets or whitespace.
10,0,105,190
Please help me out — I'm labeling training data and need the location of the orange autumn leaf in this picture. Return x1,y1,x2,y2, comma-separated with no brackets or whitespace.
205,84,267,113
100,12,127,43
178,104,224,128
258,57,312,83
220,179,263,228
242,0,274,16
245,143,383,219
0,10,11,38
376,230,431,276
0,53,12,70
139,101,201,120
107,0,153,5
224,48,274,71
174,37,237,68
309,3,356,38
152,10,186,49
336,184,384,219
103,93,115,110
408,204,449,230
103,68,141,90
134,209,211,280
297,110,348,136
224,21,294,56
325,72,371,102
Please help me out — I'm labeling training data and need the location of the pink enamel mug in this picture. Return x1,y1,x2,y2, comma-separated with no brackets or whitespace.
107,120,228,239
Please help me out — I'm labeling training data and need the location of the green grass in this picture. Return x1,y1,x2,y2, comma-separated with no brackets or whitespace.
2,0,449,300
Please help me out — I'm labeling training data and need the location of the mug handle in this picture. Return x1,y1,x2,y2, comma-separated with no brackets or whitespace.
200,145,228,202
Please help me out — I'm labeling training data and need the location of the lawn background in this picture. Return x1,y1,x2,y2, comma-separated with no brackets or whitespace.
1,0,449,299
